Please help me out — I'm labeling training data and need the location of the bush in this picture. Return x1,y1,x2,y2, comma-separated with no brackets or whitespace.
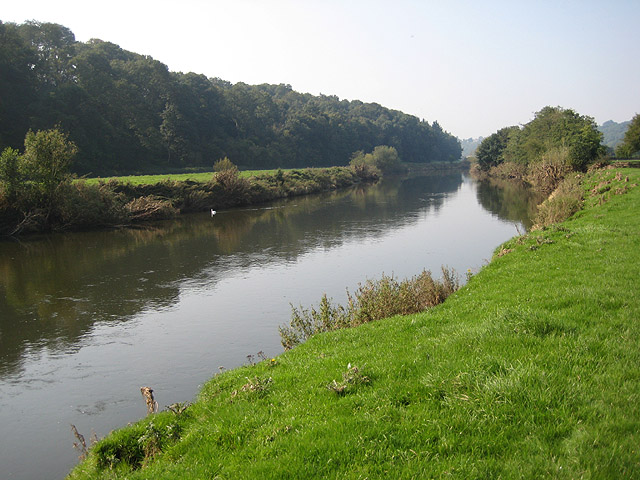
125,196,178,222
279,268,459,349
214,168,251,202
533,174,583,229
56,181,128,229
488,161,527,181
526,147,573,193
213,157,238,173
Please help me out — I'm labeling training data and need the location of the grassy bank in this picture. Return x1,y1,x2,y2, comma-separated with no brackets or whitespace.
1,166,376,235
68,168,640,479
81,169,283,186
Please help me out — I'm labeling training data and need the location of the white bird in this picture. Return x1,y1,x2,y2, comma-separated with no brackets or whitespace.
211,209,217,217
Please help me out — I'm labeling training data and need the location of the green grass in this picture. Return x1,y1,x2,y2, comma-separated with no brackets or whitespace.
81,169,283,185
68,168,640,479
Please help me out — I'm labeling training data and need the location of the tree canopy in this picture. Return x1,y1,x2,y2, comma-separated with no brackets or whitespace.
476,106,605,173
475,127,519,171
615,114,640,158
0,20,461,175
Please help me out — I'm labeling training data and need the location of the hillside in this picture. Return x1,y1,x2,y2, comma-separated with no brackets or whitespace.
0,20,461,176
599,119,631,150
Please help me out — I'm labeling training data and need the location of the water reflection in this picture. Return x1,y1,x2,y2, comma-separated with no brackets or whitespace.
474,177,546,230
0,174,463,378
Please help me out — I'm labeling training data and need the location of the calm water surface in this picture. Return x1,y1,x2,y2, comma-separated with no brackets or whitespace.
0,173,539,479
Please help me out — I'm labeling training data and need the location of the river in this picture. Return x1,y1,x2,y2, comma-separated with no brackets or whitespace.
0,173,540,479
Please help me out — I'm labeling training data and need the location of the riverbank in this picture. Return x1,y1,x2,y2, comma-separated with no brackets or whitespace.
0,166,378,235
68,168,640,479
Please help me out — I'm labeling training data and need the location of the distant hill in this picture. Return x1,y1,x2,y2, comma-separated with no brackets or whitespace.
599,120,630,150
460,137,484,157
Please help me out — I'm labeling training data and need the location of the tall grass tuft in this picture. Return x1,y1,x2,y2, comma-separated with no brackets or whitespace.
279,267,459,349
533,174,583,229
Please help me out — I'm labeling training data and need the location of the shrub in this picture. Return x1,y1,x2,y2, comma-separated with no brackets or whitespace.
213,156,238,173
214,169,251,202
533,174,583,229
56,182,128,229
279,267,459,349
488,161,527,181
526,147,573,193
125,196,178,222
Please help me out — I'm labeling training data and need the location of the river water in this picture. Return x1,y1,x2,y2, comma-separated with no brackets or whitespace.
0,173,539,479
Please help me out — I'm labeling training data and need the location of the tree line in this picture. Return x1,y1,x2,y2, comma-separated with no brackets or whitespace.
0,20,461,176
0,126,384,235
473,106,611,192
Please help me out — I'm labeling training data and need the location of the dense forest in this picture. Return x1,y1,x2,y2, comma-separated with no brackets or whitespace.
0,20,461,176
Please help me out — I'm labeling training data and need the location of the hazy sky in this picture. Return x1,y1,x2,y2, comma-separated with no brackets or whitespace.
3,0,639,139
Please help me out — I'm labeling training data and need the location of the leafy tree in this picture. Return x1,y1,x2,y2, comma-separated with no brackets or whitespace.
568,123,605,170
514,107,604,169
16,21,77,88
616,114,640,158
476,127,519,171
370,145,402,173
0,21,38,150
21,128,77,206
160,101,187,165
349,145,401,175
0,146,22,201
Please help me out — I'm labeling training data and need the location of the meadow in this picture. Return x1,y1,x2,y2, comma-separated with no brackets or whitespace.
81,169,282,185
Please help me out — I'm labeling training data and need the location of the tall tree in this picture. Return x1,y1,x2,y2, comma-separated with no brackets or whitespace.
22,128,77,208
514,106,604,169
476,127,519,171
616,114,640,158
0,21,38,149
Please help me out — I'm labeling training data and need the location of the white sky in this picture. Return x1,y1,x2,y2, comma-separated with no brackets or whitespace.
3,0,639,139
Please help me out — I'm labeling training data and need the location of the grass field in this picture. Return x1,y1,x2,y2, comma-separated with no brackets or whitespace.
81,169,283,185
69,168,640,479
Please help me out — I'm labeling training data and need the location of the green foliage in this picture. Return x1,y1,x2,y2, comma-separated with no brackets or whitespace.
213,156,237,173
524,146,573,193
0,21,461,176
616,113,640,158
370,145,402,173
21,128,77,204
474,107,607,190
91,413,184,471
515,106,604,169
349,145,402,175
0,147,22,201
279,268,459,349
0,164,368,235
476,126,519,171
532,173,583,228
56,181,128,228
